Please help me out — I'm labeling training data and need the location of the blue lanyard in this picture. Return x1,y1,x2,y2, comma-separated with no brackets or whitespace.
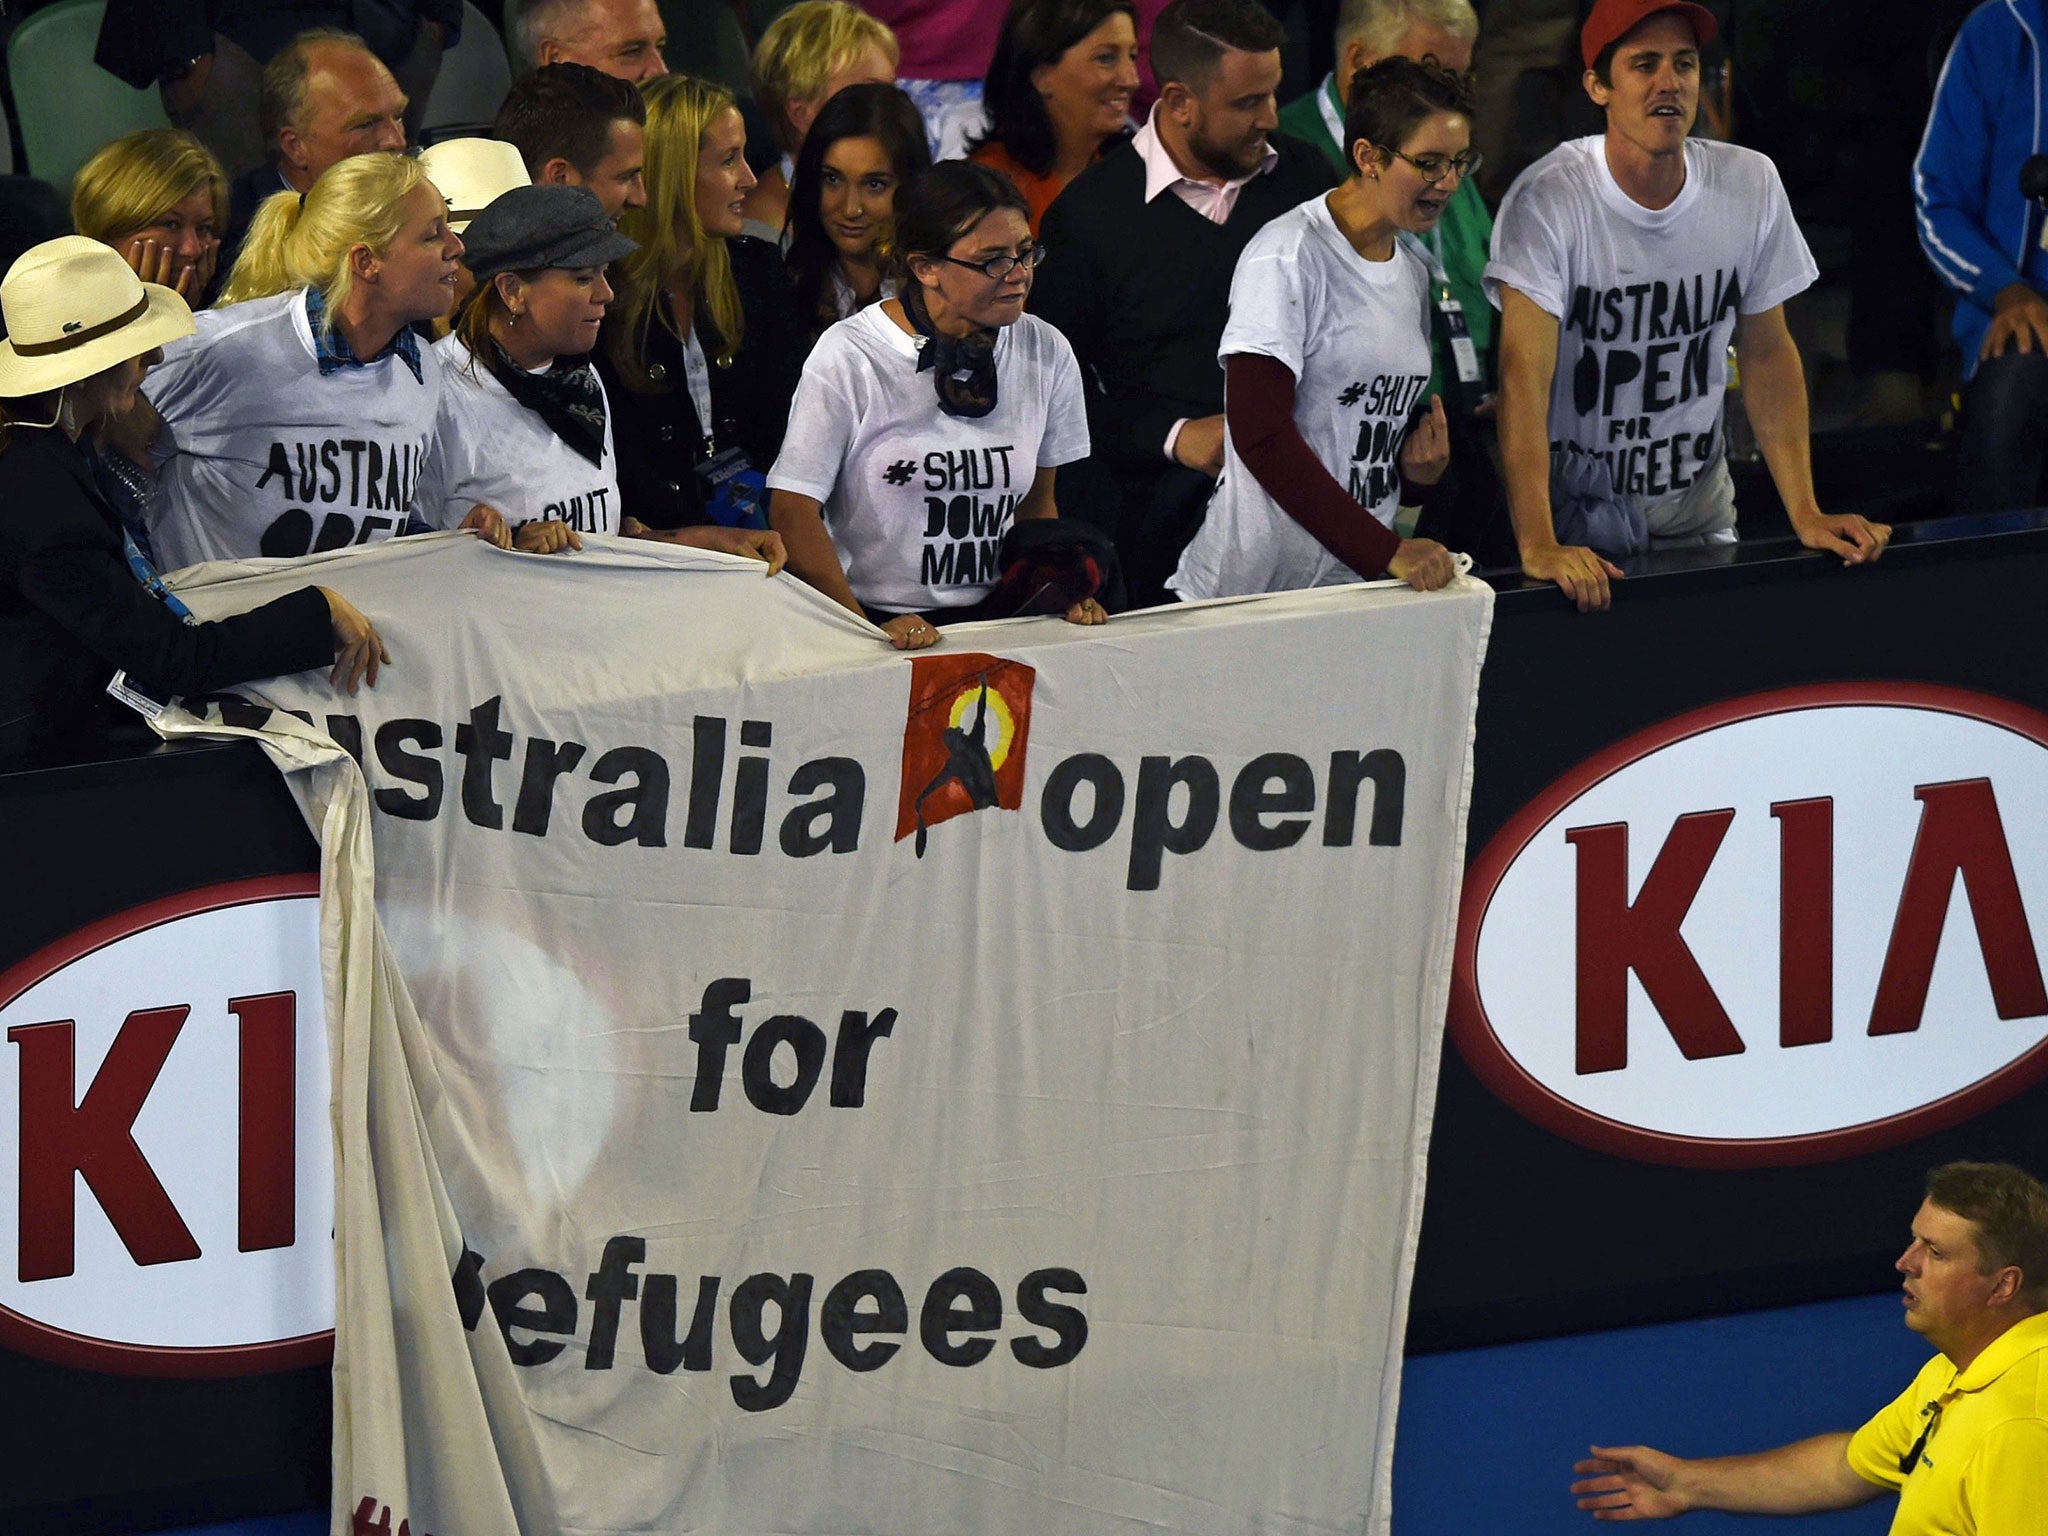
121,527,196,624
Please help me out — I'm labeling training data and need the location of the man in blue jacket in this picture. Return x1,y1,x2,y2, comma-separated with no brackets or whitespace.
1916,0,2048,512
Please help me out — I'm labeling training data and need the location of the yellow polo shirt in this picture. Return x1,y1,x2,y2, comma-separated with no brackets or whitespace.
1846,1310,2048,1535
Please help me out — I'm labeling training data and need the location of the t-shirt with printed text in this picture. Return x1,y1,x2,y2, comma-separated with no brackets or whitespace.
766,304,1090,614
420,334,621,537
144,290,449,570
1484,136,1817,542
1171,194,1434,599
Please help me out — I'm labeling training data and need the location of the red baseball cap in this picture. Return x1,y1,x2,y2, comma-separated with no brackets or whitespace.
1580,0,1718,70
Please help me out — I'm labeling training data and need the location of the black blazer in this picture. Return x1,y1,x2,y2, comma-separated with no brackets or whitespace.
596,236,805,530
0,427,334,772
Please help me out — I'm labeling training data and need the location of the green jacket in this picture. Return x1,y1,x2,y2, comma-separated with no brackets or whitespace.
1278,73,1496,395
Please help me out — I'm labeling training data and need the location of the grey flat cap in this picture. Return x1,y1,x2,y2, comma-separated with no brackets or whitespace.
462,185,638,279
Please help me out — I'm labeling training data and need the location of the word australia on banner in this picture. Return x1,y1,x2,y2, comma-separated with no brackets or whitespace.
164,534,1493,1536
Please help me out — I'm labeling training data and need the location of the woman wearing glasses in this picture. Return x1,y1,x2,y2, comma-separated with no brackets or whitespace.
768,161,1107,648
1169,57,1472,601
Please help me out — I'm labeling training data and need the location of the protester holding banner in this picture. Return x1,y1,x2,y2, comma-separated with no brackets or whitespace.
422,187,635,550
599,74,807,533
137,153,476,570
422,185,787,571
0,238,387,771
768,161,1109,648
1170,57,1461,600
784,83,933,344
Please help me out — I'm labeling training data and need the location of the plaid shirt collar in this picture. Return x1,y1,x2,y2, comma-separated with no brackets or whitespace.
304,288,424,384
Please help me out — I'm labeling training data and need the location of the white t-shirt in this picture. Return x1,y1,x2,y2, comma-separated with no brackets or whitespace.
1170,195,1434,600
767,304,1090,613
420,333,621,536
144,289,448,570
1484,136,1818,540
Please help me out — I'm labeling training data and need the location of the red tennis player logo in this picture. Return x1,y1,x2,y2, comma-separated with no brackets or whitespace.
895,653,1036,855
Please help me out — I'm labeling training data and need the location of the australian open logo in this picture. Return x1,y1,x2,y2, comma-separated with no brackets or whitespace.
895,654,1035,856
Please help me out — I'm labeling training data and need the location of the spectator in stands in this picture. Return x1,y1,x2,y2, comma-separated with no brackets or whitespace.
1572,1161,2048,1530
599,75,806,532
72,130,228,307
495,64,650,224
862,0,1010,158
1276,0,1508,567
95,0,455,178
1171,57,1461,600
1031,0,1338,606
416,138,531,334
741,2,902,242
1487,0,1887,613
0,238,386,772
1915,0,2048,514
222,31,412,261
428,186,789,568
968,0,1141,235
768,162,1107,647
517,0,668,83
785,83,933,341
139,153,473,569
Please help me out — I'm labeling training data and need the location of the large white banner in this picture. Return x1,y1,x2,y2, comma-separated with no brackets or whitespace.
166,535,1492,1536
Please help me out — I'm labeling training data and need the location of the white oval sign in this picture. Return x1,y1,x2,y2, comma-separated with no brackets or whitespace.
1450,684,2048,1166
0,877,333,1375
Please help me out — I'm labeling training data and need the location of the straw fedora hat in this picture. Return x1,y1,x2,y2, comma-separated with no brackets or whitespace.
0,236,194,399
419,137,531,233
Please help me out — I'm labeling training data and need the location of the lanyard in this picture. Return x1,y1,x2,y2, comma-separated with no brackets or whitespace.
681,323,716,453
122,527,195,623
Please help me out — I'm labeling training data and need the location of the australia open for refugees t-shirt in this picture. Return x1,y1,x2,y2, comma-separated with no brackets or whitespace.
419,334,621,536
1171,194,1433,600
143,289,447,571
766,303,1089,614
1484,135,1818,541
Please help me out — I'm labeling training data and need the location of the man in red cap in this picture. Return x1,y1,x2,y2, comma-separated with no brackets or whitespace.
1483,0,1889,611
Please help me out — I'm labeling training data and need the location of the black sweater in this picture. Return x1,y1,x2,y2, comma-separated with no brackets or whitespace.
0,427,333,772
596,237,805,530
1030,134,1339,484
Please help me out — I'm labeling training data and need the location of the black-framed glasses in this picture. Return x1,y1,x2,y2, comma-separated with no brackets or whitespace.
941,244,1048,280
1386,148,1483,184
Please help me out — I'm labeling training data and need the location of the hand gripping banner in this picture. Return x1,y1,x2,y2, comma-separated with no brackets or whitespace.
162,534,1493,1536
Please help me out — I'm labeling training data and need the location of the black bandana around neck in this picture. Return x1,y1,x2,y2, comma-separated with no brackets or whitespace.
482,340,609,466
901,282,1000,419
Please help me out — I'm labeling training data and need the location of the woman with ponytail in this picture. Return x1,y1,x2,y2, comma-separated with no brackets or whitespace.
597,74,805,532
139,151,470,570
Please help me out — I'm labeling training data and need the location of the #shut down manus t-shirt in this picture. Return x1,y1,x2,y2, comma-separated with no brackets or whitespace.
144,290,448,571
766,304,1089,614
1484,135,1818,541
418,334,621,536
1171,194,1434,599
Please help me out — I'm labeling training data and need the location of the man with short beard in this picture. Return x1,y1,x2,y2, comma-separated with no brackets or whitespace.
1571,1162,2048,1531
1030,0,1337,608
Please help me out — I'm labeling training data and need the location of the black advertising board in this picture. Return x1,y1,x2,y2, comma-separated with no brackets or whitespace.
0,741,329,1534
1409,517,2048,1352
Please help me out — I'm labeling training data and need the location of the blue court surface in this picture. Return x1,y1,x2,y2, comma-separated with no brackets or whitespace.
167,1290,1923,1536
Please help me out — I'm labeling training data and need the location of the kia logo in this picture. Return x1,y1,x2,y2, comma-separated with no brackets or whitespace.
1449,684,2048,1167
0,876,333,1375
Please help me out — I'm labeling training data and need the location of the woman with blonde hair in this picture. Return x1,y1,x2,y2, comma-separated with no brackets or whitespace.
597,74,804,531
139,151,473,568
739,0,900,240
71,128,229,304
